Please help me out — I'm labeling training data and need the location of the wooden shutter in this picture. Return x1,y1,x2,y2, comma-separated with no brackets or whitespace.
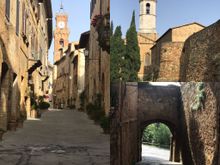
5,0,10,20
16,0,20,35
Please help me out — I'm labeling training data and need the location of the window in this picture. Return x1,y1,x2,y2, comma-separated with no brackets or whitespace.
59,39,64,47
22,3,27,35
5,0,10,20
146,3,150,14
145,53,151,66
16,0,20,35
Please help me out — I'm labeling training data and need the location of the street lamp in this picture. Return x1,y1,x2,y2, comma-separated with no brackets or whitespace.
84,49,89,57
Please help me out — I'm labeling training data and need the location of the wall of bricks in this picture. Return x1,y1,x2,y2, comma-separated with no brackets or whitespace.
180,82,220,165
157,42,184,81
180,20,220,81
151,23,204,81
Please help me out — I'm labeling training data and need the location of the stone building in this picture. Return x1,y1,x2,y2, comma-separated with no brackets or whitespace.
0,0,52,134
151,23,204,81
53,42,76,109
52,4,88,109
180,20,220,81
53,41,86,109
88,0,110,114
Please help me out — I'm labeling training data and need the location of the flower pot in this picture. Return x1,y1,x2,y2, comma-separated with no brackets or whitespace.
17,120,24,128
30,109,38,118
8,122,17,131
0,130,5,141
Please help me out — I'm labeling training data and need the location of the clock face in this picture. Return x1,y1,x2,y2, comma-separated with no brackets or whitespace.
58,21,65,29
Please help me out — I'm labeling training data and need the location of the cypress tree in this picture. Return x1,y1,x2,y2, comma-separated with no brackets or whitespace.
110,26,126,82
110,21,114,37
125,11,140,81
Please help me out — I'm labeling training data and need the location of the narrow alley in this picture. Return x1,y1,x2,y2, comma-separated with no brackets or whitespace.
0,109,110,165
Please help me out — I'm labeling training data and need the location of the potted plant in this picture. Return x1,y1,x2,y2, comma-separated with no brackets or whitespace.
0,129,6,141
31,103,38,118
17,111,26,128
100,116,110,134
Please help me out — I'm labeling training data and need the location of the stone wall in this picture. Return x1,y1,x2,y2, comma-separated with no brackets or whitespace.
157,42,184,81
0,0,52,133
88,0,110,114
111,82,220,165
138,33,157,80
180,20,220,81
151,23,204,81
110,82,139,165
180,82,220,165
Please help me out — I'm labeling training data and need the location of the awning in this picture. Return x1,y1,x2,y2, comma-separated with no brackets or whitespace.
79,31,90,48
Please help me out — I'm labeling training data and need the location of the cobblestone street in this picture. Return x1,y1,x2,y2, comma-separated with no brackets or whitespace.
0,109,110,165
137,145,182,165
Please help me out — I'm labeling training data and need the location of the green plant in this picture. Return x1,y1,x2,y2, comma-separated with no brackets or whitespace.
38,101,50,109
100,116,110,133
38,96,44,103
86,102,105,122
80,91,85,110
69,104,76,109
31,103,38,110
19,111,27,120
191,82,206,111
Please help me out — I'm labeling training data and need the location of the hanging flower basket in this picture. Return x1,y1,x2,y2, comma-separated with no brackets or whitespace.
96,13,110,53
91,14,103,27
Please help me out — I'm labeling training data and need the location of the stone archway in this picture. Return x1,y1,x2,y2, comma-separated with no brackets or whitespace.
139,120,181,163
0,62,10,131
137,83,182,163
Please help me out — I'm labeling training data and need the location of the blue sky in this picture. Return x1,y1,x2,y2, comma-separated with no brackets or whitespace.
48,0,90,63
111,0,220,37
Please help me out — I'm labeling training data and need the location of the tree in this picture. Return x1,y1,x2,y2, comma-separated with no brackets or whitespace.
110,21,114,37
110,26,126,82
125,11,140,81
142,123,171,148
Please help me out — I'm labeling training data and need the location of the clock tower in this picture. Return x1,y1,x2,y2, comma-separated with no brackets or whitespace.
54,2,70,63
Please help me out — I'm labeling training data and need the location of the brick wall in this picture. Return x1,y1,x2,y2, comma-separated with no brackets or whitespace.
157,42,184,81
181,82,220,165
180,20,220,81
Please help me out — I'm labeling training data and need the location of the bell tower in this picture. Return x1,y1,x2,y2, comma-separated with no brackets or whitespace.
139,0,157,34
54,2,70,63
138,0,157,80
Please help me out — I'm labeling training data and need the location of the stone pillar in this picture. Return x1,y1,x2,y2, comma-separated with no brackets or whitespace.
8,73,19,131
26,96,31,118
170,133,181,162
174,136,181,162
0,68,10,132
169,135,174,161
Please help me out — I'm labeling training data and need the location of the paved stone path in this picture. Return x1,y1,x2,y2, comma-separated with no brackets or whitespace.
0,109,110,165
136,145,182,165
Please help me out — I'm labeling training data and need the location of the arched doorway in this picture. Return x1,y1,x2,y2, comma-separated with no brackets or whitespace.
140,121,181,164
0,62,10,131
